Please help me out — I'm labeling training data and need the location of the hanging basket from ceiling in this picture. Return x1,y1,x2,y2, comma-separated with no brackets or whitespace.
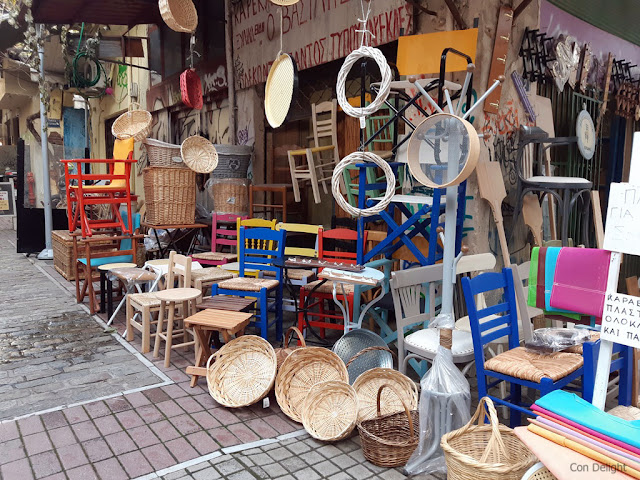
180,68,203,110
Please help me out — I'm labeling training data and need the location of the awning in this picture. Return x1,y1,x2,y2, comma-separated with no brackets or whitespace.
31,0,162,26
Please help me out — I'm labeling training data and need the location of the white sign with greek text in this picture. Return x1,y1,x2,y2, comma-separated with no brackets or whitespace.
601,292,640,349
603,182,640,257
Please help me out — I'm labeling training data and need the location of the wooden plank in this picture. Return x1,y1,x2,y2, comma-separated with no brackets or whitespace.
476,160,510,266
484,7,514,114
533,94,557,240
185,366,208,377
522,193,543,247
595,53,614,139
591,190,604,249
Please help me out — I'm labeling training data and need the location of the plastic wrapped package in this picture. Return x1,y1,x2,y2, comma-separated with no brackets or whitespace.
205,177,249,216
428,312,454,330
106,267,158,286
404,345,471,476
145,229,170,251
524,327,593,354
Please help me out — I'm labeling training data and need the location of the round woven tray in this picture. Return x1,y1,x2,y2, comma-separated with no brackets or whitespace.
265,53,297,128
181,135,218,173
441,397,537,480
352,367,417,422
275,347,348,423
274,326,306,370
159,0,198,33
206,335,277,408
112,103,152,142
301,380,358,442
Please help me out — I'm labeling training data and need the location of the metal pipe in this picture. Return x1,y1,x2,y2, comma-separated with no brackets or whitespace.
463,77,503,120
411,78,444,114
37,24,53,260
224,0,237,144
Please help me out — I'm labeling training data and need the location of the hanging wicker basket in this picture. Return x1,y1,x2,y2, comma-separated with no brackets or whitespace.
181,135,218,173
180,68,203,110
274,326,306,370
357,384,419,468
275,347,348,423
441,397,537,480
301,380,359,442
206,335,277,408
159,0,198,33
112,103,152,142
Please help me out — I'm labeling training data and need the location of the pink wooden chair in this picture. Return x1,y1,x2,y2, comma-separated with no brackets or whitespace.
192,213,247,266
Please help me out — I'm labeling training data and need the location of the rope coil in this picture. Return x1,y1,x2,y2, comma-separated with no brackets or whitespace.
331,151,396,217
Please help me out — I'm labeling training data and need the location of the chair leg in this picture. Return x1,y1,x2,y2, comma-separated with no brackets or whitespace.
260,290,268,340
306,150,322,204
153,301,166,358
75,263,82,304
142,306,151,354
164,302,176,368
509,383,522,428
126,298,134,342
297,289,307,345
288,152,302,203
275,287,283,341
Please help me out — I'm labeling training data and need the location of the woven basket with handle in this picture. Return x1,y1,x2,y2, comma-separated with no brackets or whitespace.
347,346,417,422
274,326,306,370
441,397,537,480
181,135,218,174
275,347,348,423
159,0,198,33
143,138,186,168
357,384,419,467
112,103,152,142
301,380,358,442
206,335,277,408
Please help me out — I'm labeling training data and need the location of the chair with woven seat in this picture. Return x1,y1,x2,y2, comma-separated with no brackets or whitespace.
191,213,246,266
190,268,235,296
218,217,277,277
297,228,366,339
63,138,137,238
211,227,286,340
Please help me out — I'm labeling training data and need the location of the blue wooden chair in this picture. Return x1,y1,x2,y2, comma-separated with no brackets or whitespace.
211,227,286,341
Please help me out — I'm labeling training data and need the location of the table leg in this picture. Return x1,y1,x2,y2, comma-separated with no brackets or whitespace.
303,279,330,344
355,282,387,331
107,278,114,322
153,300,166,358
153,228,165,258
189,326,213,387
100,271,107,314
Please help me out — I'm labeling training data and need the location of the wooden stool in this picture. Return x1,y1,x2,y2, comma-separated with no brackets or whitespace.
184,309,253,387
249,184,293,222
98,262,136,316
153,287,202,368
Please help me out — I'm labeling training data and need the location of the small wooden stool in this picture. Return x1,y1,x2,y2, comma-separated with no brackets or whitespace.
184,309,253,387
153,287,202,368
249,184,293,222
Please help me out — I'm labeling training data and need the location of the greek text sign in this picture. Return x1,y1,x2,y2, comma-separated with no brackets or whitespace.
233,0,413,89
601,292,640,349
603,182,640,257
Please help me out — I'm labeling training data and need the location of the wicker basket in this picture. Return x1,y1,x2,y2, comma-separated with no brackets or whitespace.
206,335,277,408
357,384,419,468
180,68,203,110
441,397,537,480
159,0,198,33
112,103,152,142
275,347,348,423
352,367,418,423
143,167,196,226
211,144,252,179
522,463,557,480
181,135,218,174
52,230,113,280
301,380,359,442
207,178,249,216
143,138,186,169
275,327,306,370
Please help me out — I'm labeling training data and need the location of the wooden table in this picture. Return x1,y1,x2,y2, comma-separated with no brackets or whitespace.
184,309,253,387
142,222,208,257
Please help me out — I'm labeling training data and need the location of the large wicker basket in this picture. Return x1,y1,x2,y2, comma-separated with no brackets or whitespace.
207,178,249,216
112,103,152,142
159,0,198,33
275,347,348,423
441,397,537,480
301,380,359,442
357,384,419,468
352,367,418,422
52,230,112,280
143,138,186,168
206,335,277,408
143,167,196,226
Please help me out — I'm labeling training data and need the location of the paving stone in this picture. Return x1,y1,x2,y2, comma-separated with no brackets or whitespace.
317,444,342,459
84,402,110,419
48,426,77,449
0,437,26,465
348,448,367,463
165,437,199,463
40,412,68,430
262,462,288,478
104,398,132,414
115,409,144,429
333,454,358,469
70,421,100,442
312,460,340,477
82,438,113,463
93,458,128,480
127,424,160,449
119,450,154,477
215,458,244,475
0,421,19,442
228,471,259,480
336,440,359,454
136,404,165,423
268,446,294,462
250,466,270,479
328,473,354,480
104,431,137,455
186,431,220,455
66,464,99,480
156,400,184,417
346,464,373,480
281,455,309,473
171,414,201,436
149,420,182,442
22,431,54,456
190,411,221,430
286,440,311,455
30,450,63,479
378,470,408,480
248,452,272,466
141,443,176,470
293,466,321,480
298,451,325,465
56,443,89,470
163,471,195,480
209,427,240,447
192,466,221,480
1,458,34,480
18,416,45,436
63,406,90,424
92,416,122,436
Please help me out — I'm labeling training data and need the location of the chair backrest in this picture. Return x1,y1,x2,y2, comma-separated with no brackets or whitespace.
236,217,277,250
166,250,192,288
365,105,395,154
120,211,141,252
462,268,520,359
111,138,135,187
275,222,322,257
312,100,339,155
318,228,366,265
213,213,247,252
238,227,286,279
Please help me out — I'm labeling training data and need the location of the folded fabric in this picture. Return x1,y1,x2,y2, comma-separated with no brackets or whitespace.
537,247,547,309
535,390,640,451
527,247,539,308
550,247,611,318
544,247,567,313
528,424,640,479
531,417,640,466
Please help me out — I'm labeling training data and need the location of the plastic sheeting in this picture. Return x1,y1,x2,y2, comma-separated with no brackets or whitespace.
525,327,593,354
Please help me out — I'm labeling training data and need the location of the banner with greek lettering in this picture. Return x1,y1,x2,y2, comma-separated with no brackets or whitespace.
233,0,413,89
601,292,640,349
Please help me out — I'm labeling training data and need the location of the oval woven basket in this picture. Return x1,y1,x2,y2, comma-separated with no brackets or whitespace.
180,68,203,110
112,103,152,142
206,335,277,408
143,138,186,168
274,326,306,370
159,0,198,33
275,347,348,423
352,367,418,423
441,397,537,480
181,135,218,173
301,380,358,442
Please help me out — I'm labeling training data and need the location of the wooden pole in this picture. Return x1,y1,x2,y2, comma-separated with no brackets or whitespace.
224,0,237,145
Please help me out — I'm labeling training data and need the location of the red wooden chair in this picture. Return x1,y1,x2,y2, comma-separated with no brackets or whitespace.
191,213,248,266
62,138,137,238
297,228,367,338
